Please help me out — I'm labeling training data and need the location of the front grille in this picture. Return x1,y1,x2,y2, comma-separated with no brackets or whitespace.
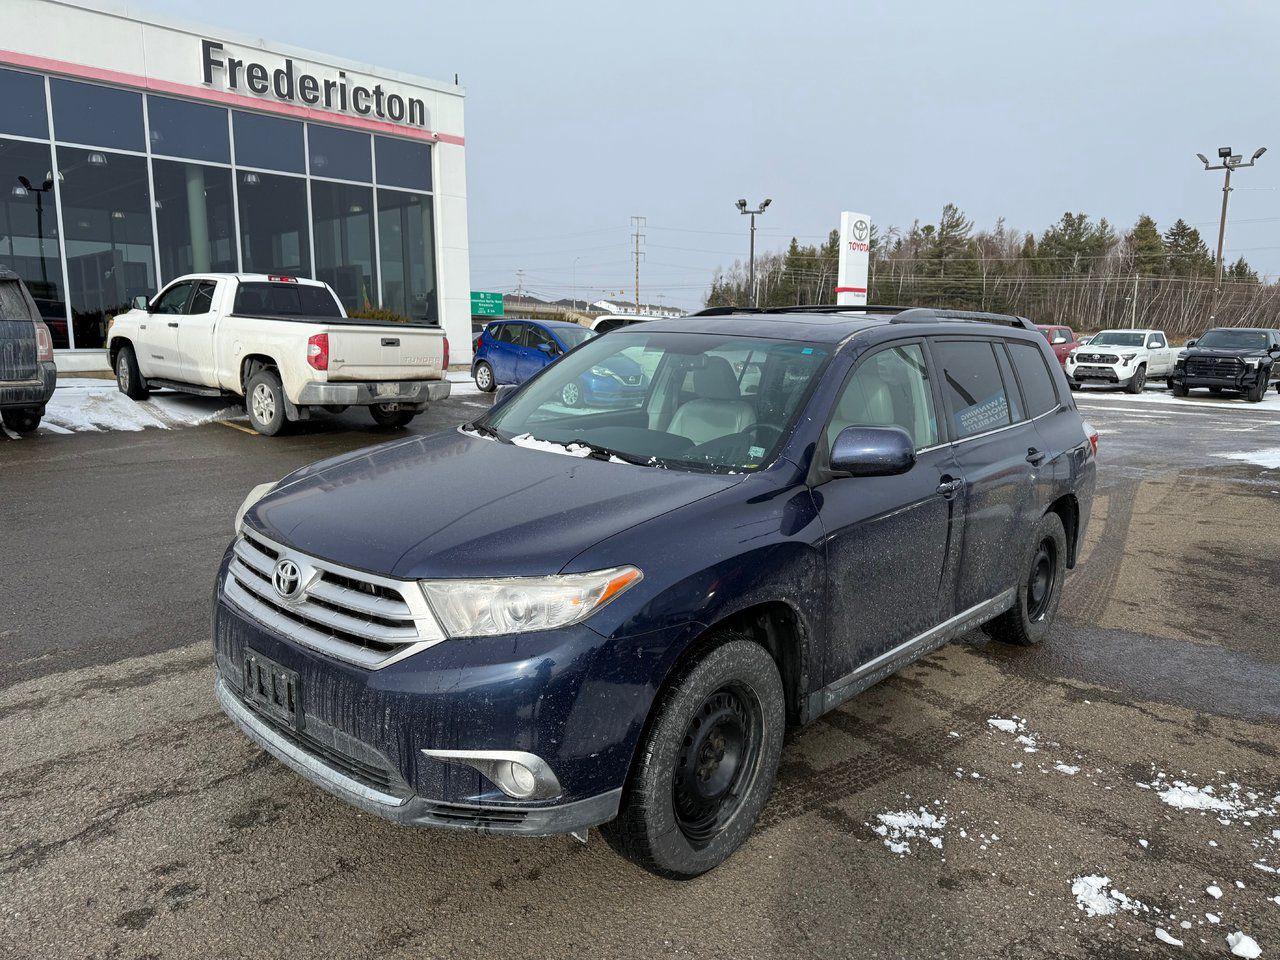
619,374,643,386
1078,352,1118,364
224,528,445,669
421,801,530,827
1186,356,1243,379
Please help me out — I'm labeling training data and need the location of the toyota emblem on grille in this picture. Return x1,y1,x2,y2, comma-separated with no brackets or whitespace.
272,559,303,600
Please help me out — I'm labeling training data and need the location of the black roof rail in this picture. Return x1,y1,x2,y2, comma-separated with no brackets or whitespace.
688,306,764,316
889,308,1036,331
689,303,913,318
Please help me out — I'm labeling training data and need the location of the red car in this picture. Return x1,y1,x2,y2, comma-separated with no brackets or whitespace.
1036,324,1080,367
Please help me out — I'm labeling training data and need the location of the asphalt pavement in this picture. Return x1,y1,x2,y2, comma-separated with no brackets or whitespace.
2,382,1279,959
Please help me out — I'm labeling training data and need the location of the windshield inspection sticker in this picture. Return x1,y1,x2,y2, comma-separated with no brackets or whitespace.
749,445,765,458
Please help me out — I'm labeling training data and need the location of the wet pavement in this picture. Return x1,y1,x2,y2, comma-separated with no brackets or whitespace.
2,386,1279,959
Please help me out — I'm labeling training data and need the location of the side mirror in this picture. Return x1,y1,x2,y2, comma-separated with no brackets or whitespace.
829,426,916,478
1185,338,1197,348
133,295,150,311
537,342,554,354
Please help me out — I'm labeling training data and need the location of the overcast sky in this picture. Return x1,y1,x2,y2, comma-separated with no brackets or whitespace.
158,0,1280,308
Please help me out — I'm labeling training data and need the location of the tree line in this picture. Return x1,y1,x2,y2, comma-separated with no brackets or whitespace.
705,205,1278,335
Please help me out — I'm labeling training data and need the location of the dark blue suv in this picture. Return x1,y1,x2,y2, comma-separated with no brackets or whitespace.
215,306,1096,878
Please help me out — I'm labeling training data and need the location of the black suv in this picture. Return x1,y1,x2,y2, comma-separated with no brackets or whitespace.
0,267,56,434
218,305,1097,878
1171,327,1280,401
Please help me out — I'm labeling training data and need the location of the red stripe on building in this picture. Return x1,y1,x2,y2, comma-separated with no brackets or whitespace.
834,286,867,294
0,48,465,146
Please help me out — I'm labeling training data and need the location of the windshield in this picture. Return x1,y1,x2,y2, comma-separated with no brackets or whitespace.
1089,332,1146,347
477,330,831,472
1196,329,1269,350
554,326,596,349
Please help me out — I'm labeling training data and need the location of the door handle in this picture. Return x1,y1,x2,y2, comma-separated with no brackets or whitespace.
1026,447,1046,465
167,321,179,328
937,477,964,497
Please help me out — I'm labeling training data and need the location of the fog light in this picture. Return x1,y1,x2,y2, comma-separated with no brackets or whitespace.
422,748,562,801
499,761,538,798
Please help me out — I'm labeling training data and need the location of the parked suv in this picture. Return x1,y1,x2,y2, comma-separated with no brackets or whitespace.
215,305,1096,878
0,267,56,434
1170,327,1280,401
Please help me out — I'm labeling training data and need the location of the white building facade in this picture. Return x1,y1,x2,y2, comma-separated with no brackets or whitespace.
0,0,471,368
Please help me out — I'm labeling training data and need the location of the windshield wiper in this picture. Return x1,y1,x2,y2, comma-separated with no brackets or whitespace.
464,421,507,443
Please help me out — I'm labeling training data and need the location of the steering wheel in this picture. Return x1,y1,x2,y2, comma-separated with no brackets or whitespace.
742,423,783,448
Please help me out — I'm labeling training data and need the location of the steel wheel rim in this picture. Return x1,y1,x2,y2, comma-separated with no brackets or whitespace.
1027,539,1056,622
476,365,492,389
251,383,275,424
117,356,129,391
562,382,580,405
672,683,763,848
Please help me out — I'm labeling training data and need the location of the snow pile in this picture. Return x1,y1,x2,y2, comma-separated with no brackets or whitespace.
1054,763,1081,776
1207,885,1224,899
509,433,593,458
1154,928,1183,947
987,717,1021,735
1071,875,1146,917
1216,448,1280,470
871,808,947,855
1227,932,1262,958
1154,781,1239,814
36,378,239,434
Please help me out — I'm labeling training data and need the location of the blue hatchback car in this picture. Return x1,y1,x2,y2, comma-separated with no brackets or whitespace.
472,319,646,408
217,306,1096,878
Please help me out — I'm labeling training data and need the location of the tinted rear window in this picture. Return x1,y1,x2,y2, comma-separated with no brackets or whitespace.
0,281,34,321
1008,341,1059,417
233,282,342,318
932,340,1013,439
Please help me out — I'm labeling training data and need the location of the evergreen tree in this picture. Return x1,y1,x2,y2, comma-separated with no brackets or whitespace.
1227,256,1259,284
1037,212,1116,275
1125,214,1165,276
1162,219,1214,277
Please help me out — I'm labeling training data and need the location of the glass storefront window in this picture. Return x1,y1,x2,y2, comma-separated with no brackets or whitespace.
233,111,304,173
0,68,48,140
374,136,431,191
57,147,155,349
51,79,145,152
0,138,66,344
307,125,371,183
153,159,236,279
238,171,310,276
377,188,437,323
310,180,375,311
148,96,230,163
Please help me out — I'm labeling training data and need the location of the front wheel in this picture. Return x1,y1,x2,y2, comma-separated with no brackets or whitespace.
560,380,583,407
1245,380,1267,403
1,407,41,433
1171,382,1188,397
1125,365,1146,394
368,403,417,428
601,636,785,879
983,512,1068,647
473,361,496,393
1067,379,1080,392
115,344,149,400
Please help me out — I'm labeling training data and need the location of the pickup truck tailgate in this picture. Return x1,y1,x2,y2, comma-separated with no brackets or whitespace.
327,325,444,380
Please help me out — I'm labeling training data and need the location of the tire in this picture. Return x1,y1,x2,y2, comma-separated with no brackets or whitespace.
245,368,288,436
1171,382,1188,397
1125,364,1146,394
1,407,41,433
368,403,417,429
115,344,149,400
473,361,496,393
1209,386,1223,395
1067,379,1080,392
600,636,785,879
983,512,1068,647
560,380,583,407
1166,377,1175,390
1245,380,1267,403
321,404,349,415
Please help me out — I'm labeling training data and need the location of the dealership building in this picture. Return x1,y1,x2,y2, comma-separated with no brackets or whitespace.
0,0,470,369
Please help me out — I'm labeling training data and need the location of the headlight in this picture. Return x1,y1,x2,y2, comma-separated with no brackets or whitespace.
589,365,615,378
420,566,643,638
234,481,277,533
1119,353,1137,365
1243,357,1262,368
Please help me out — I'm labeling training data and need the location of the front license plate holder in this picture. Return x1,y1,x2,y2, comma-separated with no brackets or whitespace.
243,648,303,731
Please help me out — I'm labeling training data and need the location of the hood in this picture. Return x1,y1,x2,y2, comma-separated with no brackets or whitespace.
247,429,741,579
1186,345,1270,358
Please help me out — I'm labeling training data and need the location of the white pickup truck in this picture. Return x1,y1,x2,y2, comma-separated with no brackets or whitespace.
105,274,449,434
1064,328,1179,393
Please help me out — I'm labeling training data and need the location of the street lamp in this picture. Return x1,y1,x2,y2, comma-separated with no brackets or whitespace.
14,175,56,287
1197,145,1266,323
737,197,771,307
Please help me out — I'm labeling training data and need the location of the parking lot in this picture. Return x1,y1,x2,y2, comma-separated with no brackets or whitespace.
3,382,1279,960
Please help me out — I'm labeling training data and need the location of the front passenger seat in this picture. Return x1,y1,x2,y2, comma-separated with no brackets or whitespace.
669,356,757,444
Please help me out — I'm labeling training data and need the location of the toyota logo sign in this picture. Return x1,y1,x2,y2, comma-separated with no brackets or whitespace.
272,558,303,600
852,219,869,243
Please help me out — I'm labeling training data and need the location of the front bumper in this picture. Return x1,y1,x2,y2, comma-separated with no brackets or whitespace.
1171,366,1269,390
0,360,56,409
216,677,620,835
1065,361,1135,385
295,378,450,408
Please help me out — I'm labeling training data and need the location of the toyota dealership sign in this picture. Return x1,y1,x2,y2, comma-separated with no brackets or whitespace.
836,211,871,306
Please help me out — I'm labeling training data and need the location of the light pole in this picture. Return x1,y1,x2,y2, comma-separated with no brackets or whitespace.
736,198,771,307
1197,145,1266,323
12,175,56,288
572,256,581,314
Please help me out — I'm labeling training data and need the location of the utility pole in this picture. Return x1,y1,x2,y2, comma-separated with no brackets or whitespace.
630,216,645,315
736,198,772,307
1197,145,1266,324
515,269,524,298
572,256,581,314
1131,273,1139,328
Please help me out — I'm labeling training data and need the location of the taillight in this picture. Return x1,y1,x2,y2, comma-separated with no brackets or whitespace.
34,321,53,362
443,335,450,370
473,334,482,353
1083,420,1098,458
307,332,329,371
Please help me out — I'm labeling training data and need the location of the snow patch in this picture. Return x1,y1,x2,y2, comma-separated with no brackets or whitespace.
1227,931,1261,958
871,808,947,856
1054,763,1081,776
1206,885,1224,899
509,433,594,458
1154,928,1183,947
1216,447,1280,469
1150,781,1239,814
987,717,1022,735
1071,876,1145,917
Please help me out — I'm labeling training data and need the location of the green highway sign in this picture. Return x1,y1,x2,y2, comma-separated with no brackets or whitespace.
471,291,504,317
